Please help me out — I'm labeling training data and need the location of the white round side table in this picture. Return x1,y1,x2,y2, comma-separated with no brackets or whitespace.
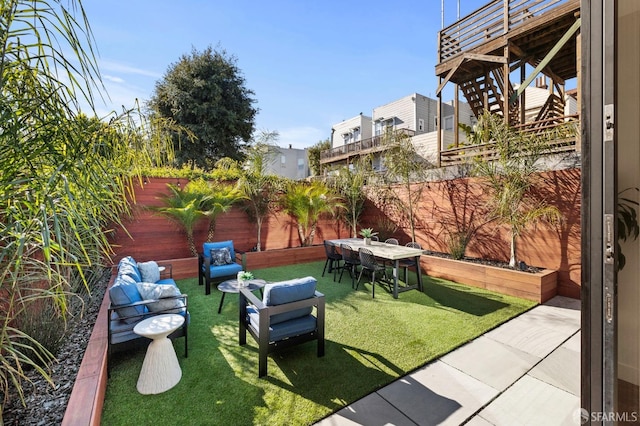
133,313,185,394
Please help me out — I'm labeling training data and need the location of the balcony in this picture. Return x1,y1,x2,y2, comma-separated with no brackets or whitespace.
320,129,416,165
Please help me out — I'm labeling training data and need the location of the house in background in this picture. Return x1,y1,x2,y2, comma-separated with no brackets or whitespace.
263,144,310,180
322,93,476,171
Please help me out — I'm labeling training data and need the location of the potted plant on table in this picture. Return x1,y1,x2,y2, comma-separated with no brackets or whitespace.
237,271,254,287
359,228,378,245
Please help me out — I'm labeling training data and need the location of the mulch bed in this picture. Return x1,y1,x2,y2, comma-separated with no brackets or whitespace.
2,272,108,426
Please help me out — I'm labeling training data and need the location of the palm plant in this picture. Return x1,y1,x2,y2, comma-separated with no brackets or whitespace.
236,132,283,251
327,156,372,238
382,132,433,242
280,181,343,247
183,178,241,241
470,110,570,268
0,1,175,418
154,184,207,256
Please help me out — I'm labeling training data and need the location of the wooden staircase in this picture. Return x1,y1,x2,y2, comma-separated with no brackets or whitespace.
459,68,520,125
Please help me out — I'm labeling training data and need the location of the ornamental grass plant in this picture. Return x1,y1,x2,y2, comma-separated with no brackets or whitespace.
102,261,535,425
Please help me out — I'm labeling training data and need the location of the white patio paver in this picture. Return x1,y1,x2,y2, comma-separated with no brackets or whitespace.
315,296,581,426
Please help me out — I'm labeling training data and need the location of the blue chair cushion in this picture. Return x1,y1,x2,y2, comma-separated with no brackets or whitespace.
118,256,142,282
208,262,242,279
109,277,148,324
247,306,317,341
263,277,317,325
203,241,236,261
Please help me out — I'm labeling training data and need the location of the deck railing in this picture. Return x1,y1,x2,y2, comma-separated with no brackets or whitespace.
440,114,579,166
438,0,573,62
320,129,416,163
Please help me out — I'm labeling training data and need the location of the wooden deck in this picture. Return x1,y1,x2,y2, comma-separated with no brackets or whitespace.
436,0,580,84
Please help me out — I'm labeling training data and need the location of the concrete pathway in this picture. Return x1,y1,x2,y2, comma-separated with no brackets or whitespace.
316,296,581,426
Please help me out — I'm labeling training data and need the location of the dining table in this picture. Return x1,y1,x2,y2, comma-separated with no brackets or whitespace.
327,238,425,298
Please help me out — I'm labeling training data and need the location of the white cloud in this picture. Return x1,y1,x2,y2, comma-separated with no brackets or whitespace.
99,60,163,79
103,74,125,84
276,126,327,150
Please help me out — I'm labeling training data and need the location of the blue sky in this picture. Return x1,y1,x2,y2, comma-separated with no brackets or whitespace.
83,0,487,149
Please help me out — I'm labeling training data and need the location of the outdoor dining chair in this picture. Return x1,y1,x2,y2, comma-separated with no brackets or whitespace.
357,247,389,298
399,241,423,284
384,238,399,245
322,240,342,281
338,243,361,288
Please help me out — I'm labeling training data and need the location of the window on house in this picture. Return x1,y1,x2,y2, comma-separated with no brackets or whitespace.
418,118,425,131
444,115,454,131
297,158,304,171
281,155,286,168
353,127,360,141
343,133,350,144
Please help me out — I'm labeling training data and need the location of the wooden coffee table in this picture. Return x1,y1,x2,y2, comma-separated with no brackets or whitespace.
217,279,266,314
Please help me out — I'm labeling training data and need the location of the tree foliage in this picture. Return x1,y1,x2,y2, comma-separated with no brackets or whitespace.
0,1,174,416
148,46,258,170
307,138,331,176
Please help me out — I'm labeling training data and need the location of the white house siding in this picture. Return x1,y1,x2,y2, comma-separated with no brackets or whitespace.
266,146,310,180
372,93,419,133
331,114,372,148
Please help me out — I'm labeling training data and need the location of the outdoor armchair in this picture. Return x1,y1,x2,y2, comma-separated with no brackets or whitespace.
239,276,325,378
198,240,244,295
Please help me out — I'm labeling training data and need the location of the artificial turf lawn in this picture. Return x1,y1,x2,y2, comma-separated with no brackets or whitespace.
101,260,536,426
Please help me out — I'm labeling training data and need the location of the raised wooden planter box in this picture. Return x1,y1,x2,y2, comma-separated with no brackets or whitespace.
241,245,326,270
422,255,558,303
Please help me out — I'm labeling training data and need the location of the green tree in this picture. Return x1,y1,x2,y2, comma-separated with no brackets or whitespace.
236,131,283,251
280,181,343,247
470,111,567,268
307,138,331,176
0,1,174,418
327,156,372,238
149,46,258,169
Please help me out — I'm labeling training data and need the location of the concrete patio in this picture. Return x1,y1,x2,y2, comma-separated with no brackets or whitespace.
316,296,581,425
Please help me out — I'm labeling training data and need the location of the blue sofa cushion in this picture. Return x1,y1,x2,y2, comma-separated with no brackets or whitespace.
118,256,142,282
210,247,233,266
137,261,160,283
109,278,148,324
263,277,317,325
247,306,317,341
136,282,185,314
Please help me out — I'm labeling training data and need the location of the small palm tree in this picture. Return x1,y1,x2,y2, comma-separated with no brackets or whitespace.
154,184,207,256
236,132,283,251
185,178,241,241
280,181,343,247
470,110,569,268
327,156,372,238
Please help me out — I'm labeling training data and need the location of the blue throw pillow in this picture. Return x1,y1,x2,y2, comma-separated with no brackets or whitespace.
109,279,147,324
118,256,142,282
263,277,317,325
